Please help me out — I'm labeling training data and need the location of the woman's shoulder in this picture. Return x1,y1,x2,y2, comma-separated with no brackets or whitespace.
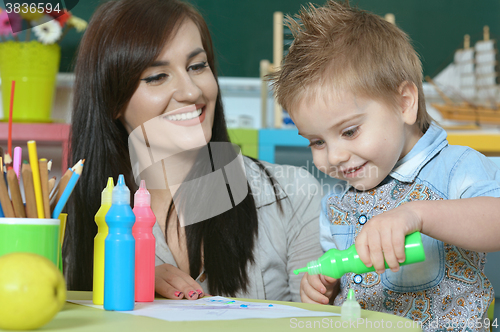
243,157,320,207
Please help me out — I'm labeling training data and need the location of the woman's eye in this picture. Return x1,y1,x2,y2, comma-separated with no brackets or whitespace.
342,126,359,138
308,140,325,148
141,73,168,84
188,61,208,72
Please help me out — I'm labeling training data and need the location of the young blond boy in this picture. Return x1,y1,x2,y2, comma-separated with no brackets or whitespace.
270,1,500,330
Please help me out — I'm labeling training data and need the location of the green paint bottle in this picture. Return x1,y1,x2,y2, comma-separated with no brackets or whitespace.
294,232,426,279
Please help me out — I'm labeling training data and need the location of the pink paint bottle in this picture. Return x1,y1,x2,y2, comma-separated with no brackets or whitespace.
132,180,156,302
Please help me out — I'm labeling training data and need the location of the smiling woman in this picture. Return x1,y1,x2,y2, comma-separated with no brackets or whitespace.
66,0,323,302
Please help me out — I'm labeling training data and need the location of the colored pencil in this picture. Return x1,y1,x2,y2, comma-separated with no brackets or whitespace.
71,159,83,171
0,151,3,218
0,166,14,218
59,215,67,246
13,147,22,181
52,160,84,219
22,161,37,218
39,158,51,218
8,81,15,157
54,169,72,205
54,160,81,205
7,168,25,218
27,141,44,218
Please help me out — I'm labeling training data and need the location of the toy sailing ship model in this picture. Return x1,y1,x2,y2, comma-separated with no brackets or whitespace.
427,26,500,125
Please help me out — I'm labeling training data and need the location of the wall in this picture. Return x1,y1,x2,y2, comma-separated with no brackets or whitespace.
53,0,500,78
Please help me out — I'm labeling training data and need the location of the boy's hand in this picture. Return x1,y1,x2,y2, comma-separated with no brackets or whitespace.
355,203,422,274
155,264,206,300
300,272,338,304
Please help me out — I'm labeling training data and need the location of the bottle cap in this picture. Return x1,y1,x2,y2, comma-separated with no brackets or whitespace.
293,259,321,276
134,180,151,207
112,174,130,205
101,177,114,205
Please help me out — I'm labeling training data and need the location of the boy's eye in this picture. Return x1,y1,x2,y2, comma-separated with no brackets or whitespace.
342,126,359,138
308,140,325,148
141,73,168,84
188,61,208,72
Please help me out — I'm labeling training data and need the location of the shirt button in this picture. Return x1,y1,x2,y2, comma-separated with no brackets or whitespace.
358,215,367,225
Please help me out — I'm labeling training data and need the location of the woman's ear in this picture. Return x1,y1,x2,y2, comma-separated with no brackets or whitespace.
399,81,419,125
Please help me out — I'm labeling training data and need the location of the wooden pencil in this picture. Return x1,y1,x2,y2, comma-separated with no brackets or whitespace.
71,159,83,172
0,167,14,218
48,176,56,196
7,169,26,218
39,158,51,218
22,162,37,218
54,169,72,207
4,153,12,170
54,160,81,205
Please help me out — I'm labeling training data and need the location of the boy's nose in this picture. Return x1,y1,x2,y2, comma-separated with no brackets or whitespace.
173,74,202,103
327,147,350,167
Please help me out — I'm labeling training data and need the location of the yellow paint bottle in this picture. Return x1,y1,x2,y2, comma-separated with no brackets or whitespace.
93,177,114,305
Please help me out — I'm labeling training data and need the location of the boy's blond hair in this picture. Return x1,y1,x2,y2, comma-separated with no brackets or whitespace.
270,1,431,133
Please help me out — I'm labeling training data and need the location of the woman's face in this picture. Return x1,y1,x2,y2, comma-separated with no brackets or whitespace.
121,19,218,157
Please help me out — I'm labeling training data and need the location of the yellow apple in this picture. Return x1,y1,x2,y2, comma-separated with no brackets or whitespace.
0,253,66,330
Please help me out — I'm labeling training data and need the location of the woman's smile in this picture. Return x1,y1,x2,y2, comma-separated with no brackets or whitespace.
163,104,206,127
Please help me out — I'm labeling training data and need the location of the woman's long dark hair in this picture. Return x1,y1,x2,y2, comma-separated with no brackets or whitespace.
66,0,281,296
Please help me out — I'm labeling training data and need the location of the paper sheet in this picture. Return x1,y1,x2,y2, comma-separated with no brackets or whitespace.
68,296,340,321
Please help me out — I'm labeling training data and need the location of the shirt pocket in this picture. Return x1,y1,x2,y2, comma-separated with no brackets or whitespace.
381,234,444,292
330,224,356,251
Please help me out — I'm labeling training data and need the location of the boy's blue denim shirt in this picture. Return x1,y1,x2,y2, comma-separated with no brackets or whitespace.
319,123,500,331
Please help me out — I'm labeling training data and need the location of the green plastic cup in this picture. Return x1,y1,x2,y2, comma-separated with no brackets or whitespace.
0,218,61,267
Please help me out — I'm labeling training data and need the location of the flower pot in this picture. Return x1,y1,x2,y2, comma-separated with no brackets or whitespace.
0,41,60,122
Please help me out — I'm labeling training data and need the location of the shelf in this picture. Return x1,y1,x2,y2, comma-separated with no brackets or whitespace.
0,122,70,170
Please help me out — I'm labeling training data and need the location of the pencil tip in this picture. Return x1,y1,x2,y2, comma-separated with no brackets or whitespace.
4,153,12,165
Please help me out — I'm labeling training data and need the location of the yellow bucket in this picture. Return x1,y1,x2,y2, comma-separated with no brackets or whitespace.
0,41,60,122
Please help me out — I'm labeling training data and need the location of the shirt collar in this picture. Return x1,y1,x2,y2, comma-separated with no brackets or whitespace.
390,123,448,182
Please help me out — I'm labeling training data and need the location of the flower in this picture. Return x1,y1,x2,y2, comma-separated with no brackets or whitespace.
19,10,44,21
0,11,21,36
48,9,71,27
32,16,62,44
67,15,87,33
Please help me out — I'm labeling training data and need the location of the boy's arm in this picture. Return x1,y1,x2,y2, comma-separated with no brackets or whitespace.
355,196,500,274
414,196,500,252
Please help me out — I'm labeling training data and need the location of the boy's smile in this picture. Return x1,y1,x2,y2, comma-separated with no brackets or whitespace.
290,87,422,191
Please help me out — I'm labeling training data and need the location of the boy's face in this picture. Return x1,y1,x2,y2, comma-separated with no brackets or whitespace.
290,88,421,191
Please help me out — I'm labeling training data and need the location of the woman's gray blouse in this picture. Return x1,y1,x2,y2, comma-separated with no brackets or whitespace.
154,157,323,302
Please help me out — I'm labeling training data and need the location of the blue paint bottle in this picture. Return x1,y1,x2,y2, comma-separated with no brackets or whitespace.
104,174,136,311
